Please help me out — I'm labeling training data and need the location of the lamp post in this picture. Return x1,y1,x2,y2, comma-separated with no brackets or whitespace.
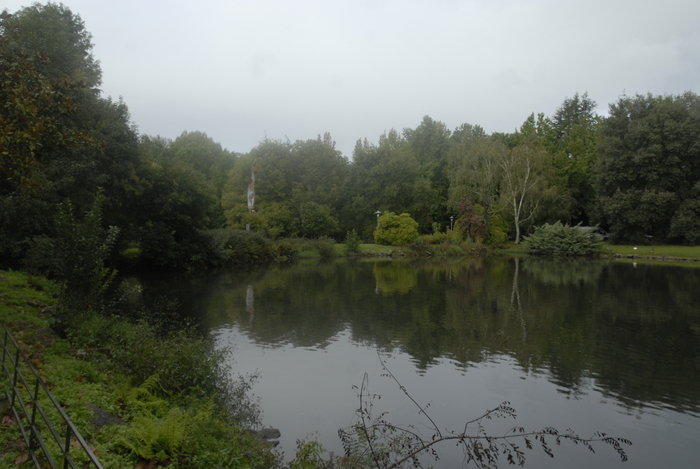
450,216,454,231
375,211,382,224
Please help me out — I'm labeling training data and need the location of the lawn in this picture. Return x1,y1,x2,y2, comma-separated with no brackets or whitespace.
471,241,700,262
601,244,700,260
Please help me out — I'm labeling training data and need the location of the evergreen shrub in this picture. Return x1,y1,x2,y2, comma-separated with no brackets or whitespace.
345,229,361,255
524,221,601,257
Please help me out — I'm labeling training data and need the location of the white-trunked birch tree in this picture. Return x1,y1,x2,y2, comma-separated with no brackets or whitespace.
499,143,556,243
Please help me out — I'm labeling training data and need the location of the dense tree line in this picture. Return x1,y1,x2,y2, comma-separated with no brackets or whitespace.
0,3,236,269
2,2,699,272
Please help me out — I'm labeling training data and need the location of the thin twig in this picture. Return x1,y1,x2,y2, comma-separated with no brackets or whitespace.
376,350,443,438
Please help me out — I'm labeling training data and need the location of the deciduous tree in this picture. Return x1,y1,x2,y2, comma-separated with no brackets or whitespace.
500,142,557,243
597,92,700,244
549,93,601,224
448,135,504,235
0,10,93,191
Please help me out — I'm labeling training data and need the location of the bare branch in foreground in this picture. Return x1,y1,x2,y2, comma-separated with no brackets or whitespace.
339,352,631,469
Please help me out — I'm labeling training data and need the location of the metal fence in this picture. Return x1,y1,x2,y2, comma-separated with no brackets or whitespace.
1,324,104,469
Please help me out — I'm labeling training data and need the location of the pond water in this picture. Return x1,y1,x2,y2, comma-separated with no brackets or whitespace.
131,257,700,468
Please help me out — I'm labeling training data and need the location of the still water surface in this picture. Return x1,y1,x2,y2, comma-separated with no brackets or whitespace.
134,257,700,468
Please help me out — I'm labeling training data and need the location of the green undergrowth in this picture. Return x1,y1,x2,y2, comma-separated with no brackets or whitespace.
0,270,338,469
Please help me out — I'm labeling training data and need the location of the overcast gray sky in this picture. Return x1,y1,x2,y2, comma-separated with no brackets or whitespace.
5,0,700,157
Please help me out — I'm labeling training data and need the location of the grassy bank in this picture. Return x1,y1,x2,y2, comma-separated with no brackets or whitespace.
602,244,700,260
489,241,700,262
288,236,484,259
0,270,320,468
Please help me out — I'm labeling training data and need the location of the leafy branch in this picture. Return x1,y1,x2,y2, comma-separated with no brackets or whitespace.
339,351,631,469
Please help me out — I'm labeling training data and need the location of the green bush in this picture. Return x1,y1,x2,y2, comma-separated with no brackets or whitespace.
486,212,509,246
420,232,449,245
275,240,295,259
24,192,119,322
300,202,339,238
373,212,420,246
524,221,601,257
195,229,276,266
314,236,336,259
116,377,278,468
409,236,425,253
345,229,361,255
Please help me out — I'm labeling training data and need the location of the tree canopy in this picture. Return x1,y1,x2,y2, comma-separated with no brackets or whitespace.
597,92,700,244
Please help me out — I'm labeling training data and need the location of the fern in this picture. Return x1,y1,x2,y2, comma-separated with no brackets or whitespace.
122,408,188,461
122,403,212,462
119,374,215,462
124,374,170,418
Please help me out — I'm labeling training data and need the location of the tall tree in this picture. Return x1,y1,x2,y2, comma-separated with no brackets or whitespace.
549,93,601,224
597,92,700,244
0,18,91,191
0,4,125,265
1,2,101,88
404,116,452,229
167,131,237,198
551,92,597,139
342,130,433,239
500,134,558,243
222,136,347,238
447,132,503,234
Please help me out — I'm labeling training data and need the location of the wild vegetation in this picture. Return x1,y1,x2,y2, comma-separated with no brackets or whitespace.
338,356,630,469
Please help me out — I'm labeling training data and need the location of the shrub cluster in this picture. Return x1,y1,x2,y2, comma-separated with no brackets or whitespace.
194,229,277,267
524,221,601,257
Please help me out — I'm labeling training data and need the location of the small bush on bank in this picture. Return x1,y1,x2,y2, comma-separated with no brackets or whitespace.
410,237,468,257
345,229,361,255
420,232,449,245
195,229,276,266
374,212,420,246
524,221,601,257
23,193,119,325
314,236,336,259
275,240,295,259
486,213,509,246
